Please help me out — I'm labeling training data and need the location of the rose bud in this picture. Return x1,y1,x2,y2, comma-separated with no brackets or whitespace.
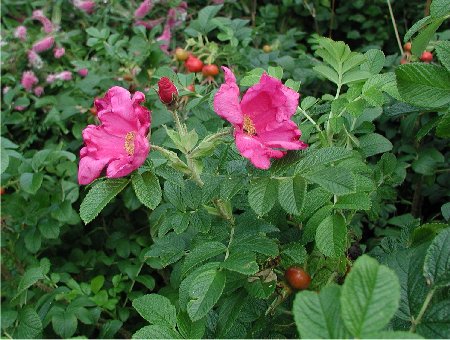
157,77,178,105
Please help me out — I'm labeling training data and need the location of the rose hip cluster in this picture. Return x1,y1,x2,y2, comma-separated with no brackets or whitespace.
174,48,219,78
400,42,433,65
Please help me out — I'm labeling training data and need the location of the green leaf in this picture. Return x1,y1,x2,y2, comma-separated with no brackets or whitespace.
278,175,307,215
430,0,450,18
303,205,334,243
314,65,339,84
177,312,206,339
423,228,450,288
217,290,247,337
181,241,227,278
366,331,423,338
14,267,44,300
411,18,445,56
79,179,129,224
16,307,42,339
99,320,123,339
52,310,77,338
360,49,385,74
294,284,349,338
416,298,450,338
395,64,450,109
20,172,44,194
132,325,181,339
230,234,279,257
132,172,162,209
132,294,177,327
303,167,355,196
315,214,347,258
285,79,301,92
404,16,433,42
90,275,105,294
268,66,283,79
187,267,226,321
358,133,393,157
442,202,450,221
436,111,450,138
281,243,307,267
435,41,450,72
334,193,371,210
295,147,352,173
340,255,400,337
221,251,259,275
412,223,448,246
248,178,278,216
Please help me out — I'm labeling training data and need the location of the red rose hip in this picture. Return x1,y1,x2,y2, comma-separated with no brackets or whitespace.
420,51,433,63
285,267,311,290
202,64,219,77
185,55,204,73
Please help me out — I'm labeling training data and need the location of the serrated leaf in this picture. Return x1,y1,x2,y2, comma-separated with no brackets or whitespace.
423,228,450,288
430,0,450,17
303,205,334,243
411,18,445,56
20,172,44,194
358,133,393,157
295,147,352,173
132,172,162,209
303,167,355,195
132,325,181,339
268,66,283,79
187,267,226,321
315,214,347,258
361,49,385,74
314,65,339,84
16,308,42,339
436,111,450,138
177,312,206,339
294,284,349,338
230,234,279,257
334,193,371,210
80,179,129,224
14,267,44,300
132,294,177,327
341,255,400,337
435,41,450,72
395,64,450,109
52,310,77,338
181,242,227,278
222,251,259,275
278,176,307,215
217,290,247,337
248,178,278,216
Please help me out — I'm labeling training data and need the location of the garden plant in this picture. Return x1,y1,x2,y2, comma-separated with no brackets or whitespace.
1,0,449,338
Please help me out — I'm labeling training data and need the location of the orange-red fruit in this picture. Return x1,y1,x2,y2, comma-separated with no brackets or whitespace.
202,64,219,77
400,58,408,65
263,44,272,53
0,187,5,195
175,48,189,61
285,267,311,290
187,84,195,92
185,55,204,73
403,42,412,52
89,106,97,115
420,51,433,63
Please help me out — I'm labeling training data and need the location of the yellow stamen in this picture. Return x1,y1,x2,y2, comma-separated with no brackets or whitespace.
243,115,256,135
124,132,136,155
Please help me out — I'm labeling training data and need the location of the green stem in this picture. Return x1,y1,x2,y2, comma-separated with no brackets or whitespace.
298,106,321,132
224,222,236,260
410,288,435,332
122,262,144,308
170,109,185,135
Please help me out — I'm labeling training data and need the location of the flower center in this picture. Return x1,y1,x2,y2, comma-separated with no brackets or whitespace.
243,115,256,135
124,132,136,155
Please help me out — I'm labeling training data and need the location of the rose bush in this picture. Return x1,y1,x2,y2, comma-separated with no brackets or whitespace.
1,0,449,339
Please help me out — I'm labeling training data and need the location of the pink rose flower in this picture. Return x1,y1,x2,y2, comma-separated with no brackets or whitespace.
46,74,57,84
14,105,27,111
32,10,53,33
73,0,95,14
21,71,38,91
34,86,44,97
78,86,151,185
134,0,153,19
14,26,27,41
54,47,65,58
78,68,89,77
32,36,54,53
213,67,307,169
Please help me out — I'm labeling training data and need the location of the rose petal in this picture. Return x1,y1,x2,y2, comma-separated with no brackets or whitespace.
213,66,243,126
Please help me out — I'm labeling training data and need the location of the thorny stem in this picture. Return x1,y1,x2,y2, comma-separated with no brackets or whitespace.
386,0,404,55
410,288,435,332
171,109,185,135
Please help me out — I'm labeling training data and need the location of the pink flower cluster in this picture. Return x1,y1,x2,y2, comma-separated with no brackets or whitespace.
31,10,53,33
134,0,153,19
73,0,95,14
21,71,39,92
32,36,55,53
78,87,151,185
47,71,73,83
214,67,307,169
14,26,27,41
54,47,65,59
